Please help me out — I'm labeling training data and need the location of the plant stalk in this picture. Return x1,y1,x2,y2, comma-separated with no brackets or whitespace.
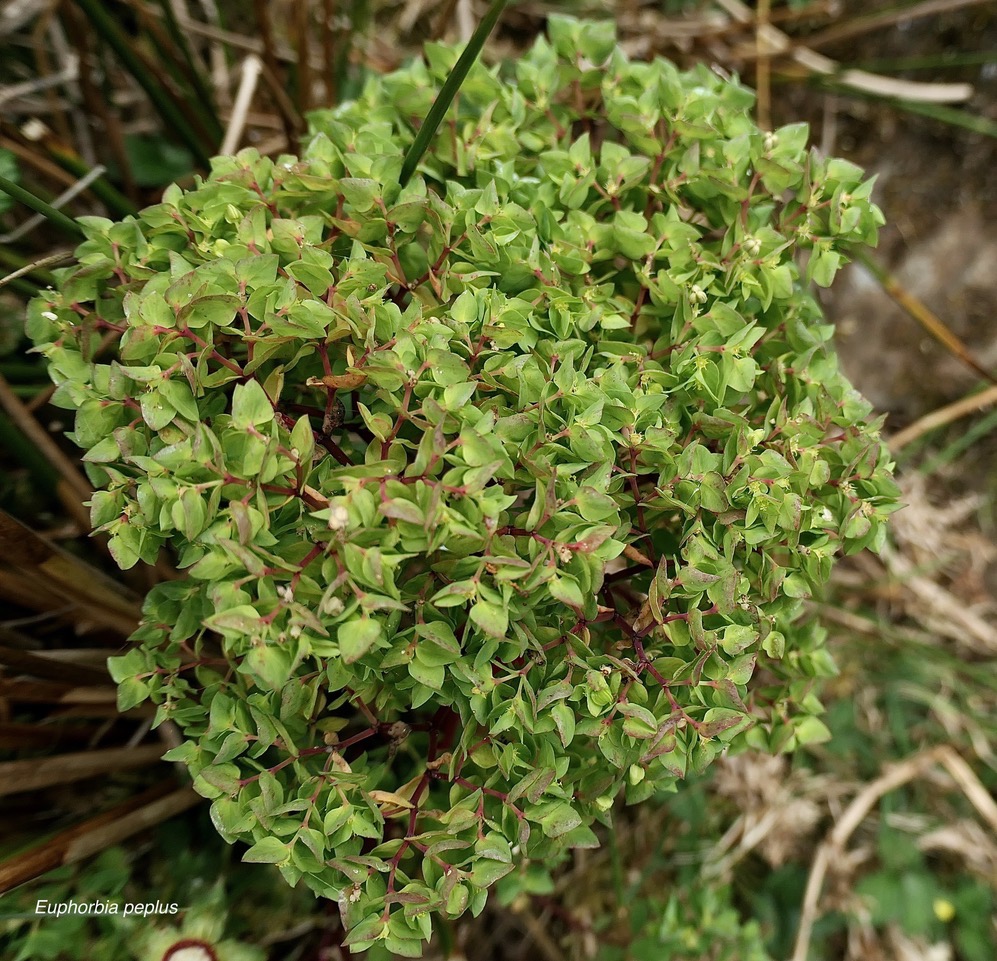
398,0,508,187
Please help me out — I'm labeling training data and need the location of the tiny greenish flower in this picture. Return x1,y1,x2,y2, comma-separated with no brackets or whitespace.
322,595,345,617
326,505,350,532
27,14,899,954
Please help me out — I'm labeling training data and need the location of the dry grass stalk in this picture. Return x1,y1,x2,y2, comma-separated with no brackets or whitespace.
0,782,200,893
220,53,263,155
889,383,997,451
0,744,166,796
0,635,109,685
857,254,997,387
885,549,996,650
790,745,997,961
252,0,297,144
715,0,974,103
294,0,312,115
0,510,142,638
0,721,93,750
803,0,994,49
0,678,120,704
0,374,91,508
0,248,73,287
918,820,997,880
706,753,827,877
0,136,80,194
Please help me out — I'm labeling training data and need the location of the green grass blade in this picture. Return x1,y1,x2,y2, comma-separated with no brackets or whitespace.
0,277,39,297
812,78,997,139
851,51,997,72
920,405,997,476
882,97,997,139
75,0,212,167
0,177,82,238
330,0,371,103
398,0,509,187
153,0,222,131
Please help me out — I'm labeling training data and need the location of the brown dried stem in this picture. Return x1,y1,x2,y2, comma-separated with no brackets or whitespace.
0,782,200,893
790,745,997,961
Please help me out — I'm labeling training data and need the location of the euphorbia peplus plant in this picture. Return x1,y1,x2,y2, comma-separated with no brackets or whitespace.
27,16,899,956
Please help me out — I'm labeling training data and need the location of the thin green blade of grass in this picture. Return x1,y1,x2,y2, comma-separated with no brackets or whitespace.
128,3,223,145
883,96,997,138
0,277,38,297
75,0,213,167
253,0,299,145
399,0,509,188
0,177,82,238
813,78,997,139
920,405,997,477
331,0,373,103
152,0,222,130
851,50,997,72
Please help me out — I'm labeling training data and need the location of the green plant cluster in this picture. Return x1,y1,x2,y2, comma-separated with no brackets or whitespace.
26,16,899,955
628,886,774,961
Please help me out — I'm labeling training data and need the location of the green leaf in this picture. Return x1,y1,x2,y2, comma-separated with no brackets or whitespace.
783,574,811,598
762,630,785,658
700,708,749,741
140,389,177,431
171,487,208,539
548,574,584,608
380,498,425,525
809,247,841,288
242,837,291,864
116,676,150,712
620,703,658,739
245,645,292,689
410,655,445,690
450,290,478,324
538,802,582,838
468,858,514,887
340,178,381,211
205,605,262,636
231,379,274,428
794,715,832,746
469,599,508,638
551,702,575,747
290,414,315,464
339,616,383,663
720,625,755,656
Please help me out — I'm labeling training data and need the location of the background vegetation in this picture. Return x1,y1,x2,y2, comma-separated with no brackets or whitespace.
1,1,995,959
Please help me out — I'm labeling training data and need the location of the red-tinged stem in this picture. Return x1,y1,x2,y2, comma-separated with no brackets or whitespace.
237,746,332,787
336,726,377,753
